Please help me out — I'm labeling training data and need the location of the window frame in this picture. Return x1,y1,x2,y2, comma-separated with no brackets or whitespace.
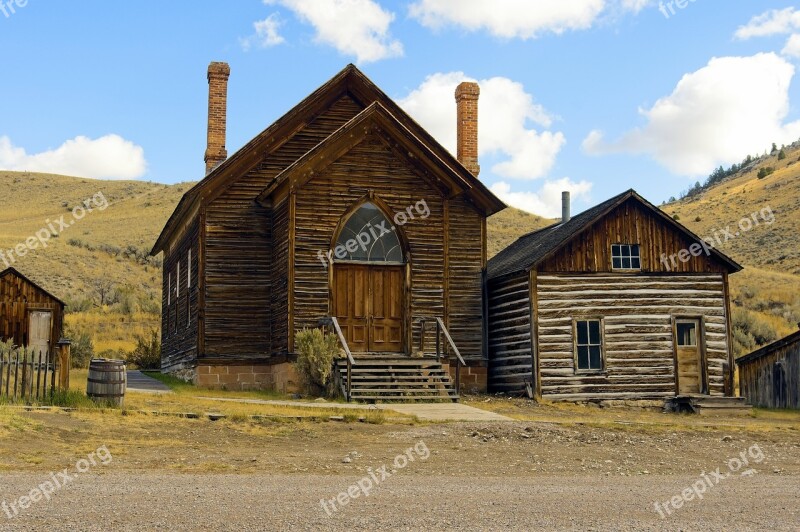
611,243,642,272
573,317,606,374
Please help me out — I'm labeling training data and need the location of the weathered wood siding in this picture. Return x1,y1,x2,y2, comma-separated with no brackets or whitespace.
540,198,728,274
161,219,199,370
447,197,485,359
536,273,729,401
487,272,531,391
203,95,364,360
293,129,485,358
739,338,800,409
0,271,63,351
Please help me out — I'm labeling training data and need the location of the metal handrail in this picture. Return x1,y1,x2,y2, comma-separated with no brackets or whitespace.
435,317,465,394
319,317,355,402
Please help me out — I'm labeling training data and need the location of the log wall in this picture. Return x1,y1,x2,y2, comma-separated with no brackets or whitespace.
535,273,729,401
487,272,531,391
293,130,485,360
202,95,364,361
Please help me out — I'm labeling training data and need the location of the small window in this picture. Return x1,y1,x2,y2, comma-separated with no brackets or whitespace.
576,319,603,372
612,244,641,270
676,322,697,346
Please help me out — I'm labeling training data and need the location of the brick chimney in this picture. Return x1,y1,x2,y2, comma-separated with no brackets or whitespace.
455,81,480,176
205,61,231,174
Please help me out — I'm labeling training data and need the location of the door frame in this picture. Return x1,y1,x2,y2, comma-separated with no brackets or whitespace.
328,194,412,355
671,316,708,395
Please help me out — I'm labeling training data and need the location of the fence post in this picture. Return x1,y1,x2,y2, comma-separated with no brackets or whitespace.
57,338,71,391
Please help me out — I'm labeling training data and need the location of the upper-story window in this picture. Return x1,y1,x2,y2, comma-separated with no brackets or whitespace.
612,244,641,270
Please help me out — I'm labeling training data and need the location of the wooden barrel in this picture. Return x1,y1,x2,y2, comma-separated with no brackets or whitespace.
87,359,126,406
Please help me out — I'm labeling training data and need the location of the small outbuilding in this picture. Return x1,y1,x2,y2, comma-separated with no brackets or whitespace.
736,330,800,409
0,267,65,355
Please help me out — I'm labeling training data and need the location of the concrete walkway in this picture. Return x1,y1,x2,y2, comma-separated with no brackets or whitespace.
126,370,173,394
198,396,511,422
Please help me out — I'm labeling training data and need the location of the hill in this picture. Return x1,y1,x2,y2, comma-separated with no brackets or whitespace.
664,143,800,356
0,171,191,353
1,162,797,361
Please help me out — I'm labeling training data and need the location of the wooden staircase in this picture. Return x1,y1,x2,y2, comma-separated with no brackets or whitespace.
333,358,459,403
664,395,752,416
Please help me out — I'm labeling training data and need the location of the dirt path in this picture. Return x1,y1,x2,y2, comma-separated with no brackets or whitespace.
0,473,796,531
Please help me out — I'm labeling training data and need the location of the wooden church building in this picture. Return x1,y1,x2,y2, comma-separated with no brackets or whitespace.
152,63,504,393
487,190,743,403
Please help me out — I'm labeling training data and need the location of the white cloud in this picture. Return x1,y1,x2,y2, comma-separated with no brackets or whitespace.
783,34,800,59
398,72,565,180
265,0,402,63
490,179,593,218
582,53,800,176
619,0,651,14
240,13,285,51
409,0,606,39
0,134,147,180
734,8,800,40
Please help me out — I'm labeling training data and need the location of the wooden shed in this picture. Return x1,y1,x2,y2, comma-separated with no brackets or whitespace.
487,190,743,404
0,267,65,355
736,330,800,409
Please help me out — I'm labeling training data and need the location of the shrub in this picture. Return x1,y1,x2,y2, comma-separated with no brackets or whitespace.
757,167,774,179
127,329,161,370
65,325,94,368
778,148,787,160
294,328,341,396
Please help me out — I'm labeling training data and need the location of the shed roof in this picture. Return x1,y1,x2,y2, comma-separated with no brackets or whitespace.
0,267,66,307
736,329,800,366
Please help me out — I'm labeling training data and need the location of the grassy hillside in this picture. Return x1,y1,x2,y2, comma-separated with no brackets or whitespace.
0,171,192,354
664,144,800,356
2,158,797,363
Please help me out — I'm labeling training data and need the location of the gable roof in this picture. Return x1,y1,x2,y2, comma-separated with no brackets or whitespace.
0,267,66,307
152,64,504,254
736,329,800,366
487,189,743,280
256,101,500,211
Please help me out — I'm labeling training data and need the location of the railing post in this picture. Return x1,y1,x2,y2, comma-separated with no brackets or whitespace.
346,357,352,403
456,356,461,394
435,320,440,362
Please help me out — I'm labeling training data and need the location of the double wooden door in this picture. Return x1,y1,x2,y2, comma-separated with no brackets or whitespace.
333,264,404,353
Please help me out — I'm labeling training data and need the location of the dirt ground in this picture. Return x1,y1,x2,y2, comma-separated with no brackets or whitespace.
0,397,798,530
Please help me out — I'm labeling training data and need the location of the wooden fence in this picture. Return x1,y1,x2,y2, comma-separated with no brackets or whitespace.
0,347,58,401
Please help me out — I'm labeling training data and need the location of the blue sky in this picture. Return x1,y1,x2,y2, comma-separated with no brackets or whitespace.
1,1,800,216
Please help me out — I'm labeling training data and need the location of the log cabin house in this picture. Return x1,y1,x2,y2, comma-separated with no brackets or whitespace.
737,329,800,409
151,63,505,397
487,190,745,406
0,267,65,356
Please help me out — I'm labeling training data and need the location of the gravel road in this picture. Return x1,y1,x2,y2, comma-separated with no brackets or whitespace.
1,473,797,531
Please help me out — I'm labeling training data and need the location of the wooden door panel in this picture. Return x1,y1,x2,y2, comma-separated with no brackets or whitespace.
675,319,702,395
369,267,403,352
28,311,51,355
333,265,369,352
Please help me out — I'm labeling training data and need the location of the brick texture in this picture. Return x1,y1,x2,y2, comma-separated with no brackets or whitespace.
455,82,480,177
195,362,299,393
205,61,230,174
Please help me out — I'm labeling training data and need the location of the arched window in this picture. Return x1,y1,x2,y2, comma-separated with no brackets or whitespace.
334,202,403,262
